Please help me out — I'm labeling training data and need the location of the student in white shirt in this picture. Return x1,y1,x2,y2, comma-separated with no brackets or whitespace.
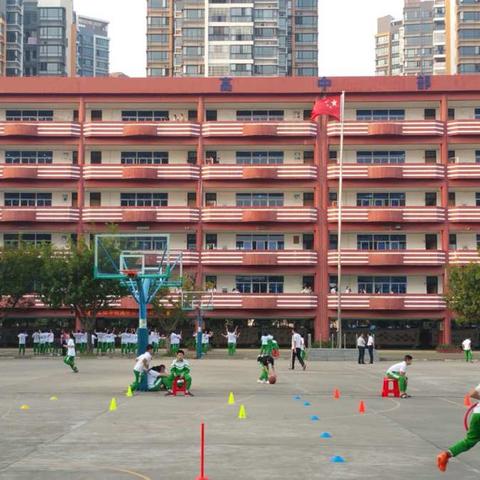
437,382,480,472
260,333,269,354
386,355,413,399
47,330,54,354
367,334,375,364
223,327,240,356
63,333,78,373
357,334,366,364
291,327,306,370
32,330,40,355
120,330,129,355
147,364,168,392
462,338,473,363
202,330,213,354
130,344,153,392
169,331,182,355
17,332,28,356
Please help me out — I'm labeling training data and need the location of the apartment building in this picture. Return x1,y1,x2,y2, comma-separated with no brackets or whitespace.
2,76,480,347
77,16,109,77
376,0,480,76
146,0,318,77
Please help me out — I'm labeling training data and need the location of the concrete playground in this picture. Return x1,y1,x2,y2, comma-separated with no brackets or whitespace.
0,355,479,480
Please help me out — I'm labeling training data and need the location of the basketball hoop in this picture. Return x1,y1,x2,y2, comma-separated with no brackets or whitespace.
121,269,139,279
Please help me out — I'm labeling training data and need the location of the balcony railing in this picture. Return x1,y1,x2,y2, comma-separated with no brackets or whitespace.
327,164,445,180
201,250,318,265
0,207,80,222
83,165,200,180
202,121,317,137
202,164,318,180
327,250,446,266
327,294,446,310
202,207,318,223
327,120,444,137
82,207,200,223
447,120,480,136
0,164,80,180
327,206,445,223
449,250,480,265
83,122,201,137
449,207,480,222
447,164,480,179
0,122,81,137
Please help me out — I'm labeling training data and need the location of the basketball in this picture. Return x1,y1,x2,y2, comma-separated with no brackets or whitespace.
268,375,277,384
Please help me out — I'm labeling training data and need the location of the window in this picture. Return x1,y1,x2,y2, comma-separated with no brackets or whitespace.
187,192,196,207
254,65,278,75
448,192,456,206
295,33,317,43
426,234,438,250
121,152,168,165
426,276,438,294
449,234,457,250
121,111,169,121
295,15,317,26
425,150,437,163
303,192,314,206
187,233,197,251
39,8,64,20
254,46,275,58
206,110,217,121
4,192,52,207
205,193,217,206
39,27,63,39
358,276,407,294
296,68,318,76
475,150,480,163
296,50,316,60
148,0,168,7
148,34,169,44
459,64,480,74
118,236,168,251
91,110,102,121
236,275,284,293
205,233,217,249
476,192,480,207
425,192,437,207
236,234,284,251
357,235,406,250
5,151,53,164
183,28,204,39
148,16,169,26
236,151,284,165
448,108,455,120
303,233,314,250
236,110,284,121
236,193,284,207
329,234,338,250
120,193,168,207
205,275,217,289
475,108,480,120
356,151,405,164
187,151,197,165
304,151,314,164
458,29,480,39
356,109,405,120
4,233,51,248
90,192,101,207
147,51,169,61
356,192,405,207
6,110,54,121
90,151,102,164
424,108,436,120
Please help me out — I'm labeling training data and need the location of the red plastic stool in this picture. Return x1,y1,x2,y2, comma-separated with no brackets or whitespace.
382,377,400,398
172,376,187,396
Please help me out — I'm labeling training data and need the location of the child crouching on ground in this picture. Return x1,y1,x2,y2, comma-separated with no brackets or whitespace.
165,349,193,396
147,364,168,392
257,354,275,384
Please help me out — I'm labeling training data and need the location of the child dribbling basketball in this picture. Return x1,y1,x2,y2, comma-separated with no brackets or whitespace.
257,354,276,384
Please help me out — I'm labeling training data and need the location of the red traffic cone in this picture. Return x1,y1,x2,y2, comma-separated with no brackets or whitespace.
334,388,340,400
358,401,366,414
464,395,472,407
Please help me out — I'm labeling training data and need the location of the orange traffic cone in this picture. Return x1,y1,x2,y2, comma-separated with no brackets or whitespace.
358,401,366,414
464,395,472,407
334,388,341,400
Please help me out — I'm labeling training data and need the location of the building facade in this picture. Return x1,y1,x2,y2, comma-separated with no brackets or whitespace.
2,76,480,347
77,16,109,77
376,0,480,76
146,0,318,77
376,15,404,76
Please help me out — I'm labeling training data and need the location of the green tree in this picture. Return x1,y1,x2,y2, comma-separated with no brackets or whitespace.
37,240,127,350
0,243,45,324
445,263,480,324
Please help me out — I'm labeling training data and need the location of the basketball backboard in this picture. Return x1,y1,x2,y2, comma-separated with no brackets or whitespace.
180,291,214,311
93,234,182,285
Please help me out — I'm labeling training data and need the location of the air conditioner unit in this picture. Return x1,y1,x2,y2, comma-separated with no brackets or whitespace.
294,152,301,160
294,111,301,119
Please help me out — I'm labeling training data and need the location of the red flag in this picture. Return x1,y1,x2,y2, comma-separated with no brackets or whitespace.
311,95,341,121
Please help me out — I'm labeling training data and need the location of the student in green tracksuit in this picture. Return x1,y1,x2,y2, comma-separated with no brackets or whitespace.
386,355,413,399
147,365,168,392
63,334,78,373
165,350,193,396
18,332,28,355
130,344,153,392
437,384,480,472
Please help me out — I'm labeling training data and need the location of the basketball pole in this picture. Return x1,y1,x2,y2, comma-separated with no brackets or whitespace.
136,278,149,391
196,306,203,360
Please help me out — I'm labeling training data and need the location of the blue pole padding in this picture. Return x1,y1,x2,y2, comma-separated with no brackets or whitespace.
137,279,149,391
196,309,203,360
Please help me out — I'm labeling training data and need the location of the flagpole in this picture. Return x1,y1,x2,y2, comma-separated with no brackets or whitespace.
336,91,345,349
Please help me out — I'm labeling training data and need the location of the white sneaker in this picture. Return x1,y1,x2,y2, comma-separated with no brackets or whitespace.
257,379,263,383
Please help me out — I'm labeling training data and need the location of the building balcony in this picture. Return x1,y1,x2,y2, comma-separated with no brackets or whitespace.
447,164,480,179
327,294,446,310
202,164,318,181
447,121,480,136
83,122,201,137
201,207,318,223
449,207,480,222
449,250,480,265
327,121,444,137
327,206,445,223
327,164,445,180
0,164,80,180
0,207,80,222
82,207,200,223
202,121,317,137
327,250,446,266
0,122,81,137
201,250,318,266
83,165,200,181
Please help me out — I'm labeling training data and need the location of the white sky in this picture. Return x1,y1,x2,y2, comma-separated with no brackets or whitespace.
74,0,404,78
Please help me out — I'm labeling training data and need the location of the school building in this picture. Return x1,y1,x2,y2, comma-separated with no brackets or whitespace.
1,75,480,348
